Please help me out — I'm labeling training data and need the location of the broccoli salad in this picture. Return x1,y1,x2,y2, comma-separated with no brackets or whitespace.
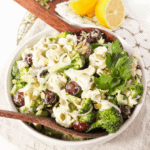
11,29,144,140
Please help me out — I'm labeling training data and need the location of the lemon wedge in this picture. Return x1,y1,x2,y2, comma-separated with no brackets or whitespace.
69,0,98,17
95,0,125,29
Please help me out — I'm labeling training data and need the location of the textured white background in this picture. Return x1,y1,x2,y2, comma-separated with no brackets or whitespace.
0,1,26,72
0,1,26,149
0,0,150,150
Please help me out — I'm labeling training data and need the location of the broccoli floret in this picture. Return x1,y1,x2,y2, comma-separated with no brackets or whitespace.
129,81,143,98
20,67,32,77
109,97,118,105
35,110,49,117
79,111,96,124
30,98,44,113
49,32,73,44
11,65,29,93
19,67,36,83
69,50,84,70
80,98,92,114
44,127,86,140
33,123,42,131
49,50,84,73
12,62,20,80
12,79,27,89
36,98,43,105
10,84,17,95
87,107,123,133
30,104,37,113
67,94,82,106
67,95,92,114
57,31,73,38
11,79,27,95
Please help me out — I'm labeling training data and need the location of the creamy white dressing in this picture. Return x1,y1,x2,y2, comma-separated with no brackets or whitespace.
11,33,143,133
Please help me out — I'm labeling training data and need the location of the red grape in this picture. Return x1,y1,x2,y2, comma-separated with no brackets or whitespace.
73,121,88,132
90,29,102,43
41,90,57,105
66,81,81,96
13,92,25,107
25,53,33,66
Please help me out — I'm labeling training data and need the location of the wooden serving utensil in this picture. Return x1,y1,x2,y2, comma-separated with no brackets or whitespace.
14,0,116,43
4,0,118,138
0,110,107,138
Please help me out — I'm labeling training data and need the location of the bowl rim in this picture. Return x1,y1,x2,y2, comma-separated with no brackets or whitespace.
5,28,147,147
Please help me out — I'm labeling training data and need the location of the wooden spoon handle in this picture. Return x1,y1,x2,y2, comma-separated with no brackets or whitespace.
0,110,62,131
0,109,49,125
0,110,107,138
14,0,81,33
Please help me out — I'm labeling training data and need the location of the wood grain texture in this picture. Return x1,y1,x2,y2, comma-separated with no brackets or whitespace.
14,0,79,33
0,110,107,138
14,0,117,43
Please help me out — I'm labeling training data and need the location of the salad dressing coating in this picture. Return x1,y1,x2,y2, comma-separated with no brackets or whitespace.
11,30,143,140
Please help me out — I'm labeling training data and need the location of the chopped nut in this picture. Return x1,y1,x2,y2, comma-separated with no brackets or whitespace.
76,43,82,49
32,82,40,87
54,102,59,107
96,54,104,60
35,83,40,87
32,95,38,101
101,94,106,100
26,89,33,99
60,99,66,106
31,101,35,105
75,100,81,105
68,53,74,58
94,103,102,109
82,46,88,50
43,44,48,48
80,46,88,54
41,92,45,99
58,47,64,54
51,45,57,49
103,70,107,75
60,113,66,121
89,82,95,90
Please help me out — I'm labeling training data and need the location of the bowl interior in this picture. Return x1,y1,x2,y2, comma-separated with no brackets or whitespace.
5,28,147,148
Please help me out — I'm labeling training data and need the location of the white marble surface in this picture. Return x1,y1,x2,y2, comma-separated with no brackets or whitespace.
0,0,150,150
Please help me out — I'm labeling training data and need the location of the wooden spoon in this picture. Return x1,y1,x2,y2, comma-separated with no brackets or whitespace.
7,0,118,138
0,109,107,138
14,0,117,43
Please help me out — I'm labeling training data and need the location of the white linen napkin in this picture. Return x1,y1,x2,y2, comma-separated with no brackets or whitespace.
0,16,150,150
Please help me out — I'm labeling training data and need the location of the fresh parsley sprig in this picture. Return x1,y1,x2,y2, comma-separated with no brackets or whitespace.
94,40,133,93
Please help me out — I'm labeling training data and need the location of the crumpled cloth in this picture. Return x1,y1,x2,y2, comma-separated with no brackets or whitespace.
0,15,150,150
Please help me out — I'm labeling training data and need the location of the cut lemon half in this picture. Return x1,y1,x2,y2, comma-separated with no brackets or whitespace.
95,0,125,29
69,0,98,17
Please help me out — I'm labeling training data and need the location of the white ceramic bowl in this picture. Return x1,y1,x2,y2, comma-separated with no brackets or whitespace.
5,28,147,149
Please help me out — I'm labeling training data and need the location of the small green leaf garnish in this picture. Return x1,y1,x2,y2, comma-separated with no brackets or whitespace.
94,40,133,93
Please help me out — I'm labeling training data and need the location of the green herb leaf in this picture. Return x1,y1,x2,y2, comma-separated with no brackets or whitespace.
94,40,133,93
94,73,112,90
111,40,122,54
